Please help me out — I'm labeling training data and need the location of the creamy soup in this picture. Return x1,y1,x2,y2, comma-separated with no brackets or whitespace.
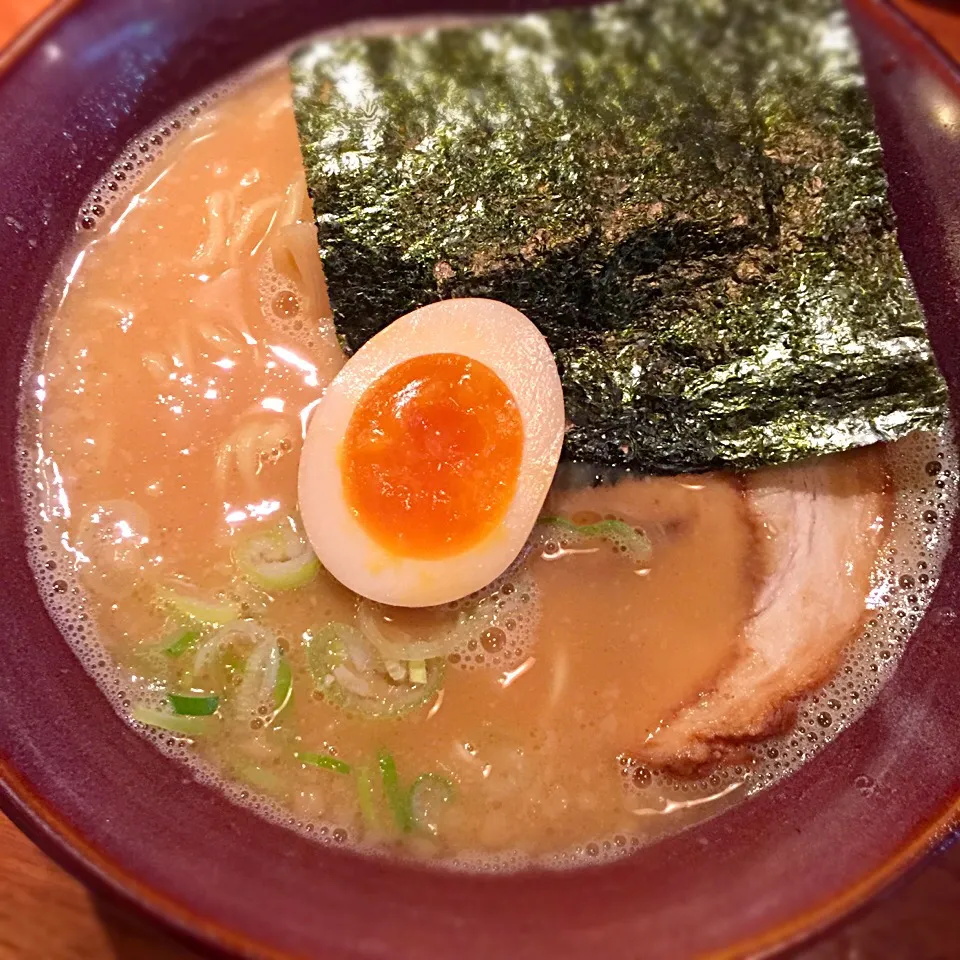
20,65,956,867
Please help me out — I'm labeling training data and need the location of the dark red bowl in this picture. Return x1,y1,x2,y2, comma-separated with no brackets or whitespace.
1,1,960,958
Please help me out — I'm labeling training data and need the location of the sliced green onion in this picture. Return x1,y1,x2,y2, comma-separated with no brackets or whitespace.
378,749,412,833
306,622,356,687
193,621,266,675
223,650,247,676
234,518,320,591
357,601,467,662
131,705,209,737
356,764,377,826
273,656,293,715
236,638,282,719
162,627,201,658
168,693,219,716
409,773,456,836
383,659,407,682
308,623,444,720
298,752,351,775
538,516,651,559
408,660,427,685
156,583,241,625
188,620,284,722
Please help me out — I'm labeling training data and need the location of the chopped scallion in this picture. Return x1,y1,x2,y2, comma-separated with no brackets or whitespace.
156,584,241,625
383,659,407,682
162,627,200,658
356,764,377,826
131,705,209,736
308,623,443,719
234,519,321,591
407,660,427,685
378,748,412,833
538,516,651,558
168,693,219,716
223,650,247,676
298,752,351,775
273,656,293,714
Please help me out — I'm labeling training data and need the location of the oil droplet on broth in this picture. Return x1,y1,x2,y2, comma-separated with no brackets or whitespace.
272,290,300,320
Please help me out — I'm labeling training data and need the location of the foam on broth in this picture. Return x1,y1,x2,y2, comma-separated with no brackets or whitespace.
18,62,958,870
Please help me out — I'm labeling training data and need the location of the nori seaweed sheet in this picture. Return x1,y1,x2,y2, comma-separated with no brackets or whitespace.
291,0,947,474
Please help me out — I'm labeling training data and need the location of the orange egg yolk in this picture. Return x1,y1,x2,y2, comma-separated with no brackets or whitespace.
341,353,524,560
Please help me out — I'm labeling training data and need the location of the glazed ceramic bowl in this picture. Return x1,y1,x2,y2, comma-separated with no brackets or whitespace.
1,1,959,958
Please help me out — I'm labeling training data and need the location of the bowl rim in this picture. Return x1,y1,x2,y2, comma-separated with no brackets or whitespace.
0,1,959,958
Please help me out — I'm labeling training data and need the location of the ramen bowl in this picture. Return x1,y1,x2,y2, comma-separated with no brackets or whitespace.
0,1,959,957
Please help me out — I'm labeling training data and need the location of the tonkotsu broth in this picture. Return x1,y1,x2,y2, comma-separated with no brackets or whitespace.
21,64,956,867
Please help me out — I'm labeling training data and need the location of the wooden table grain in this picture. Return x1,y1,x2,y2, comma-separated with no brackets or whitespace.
1,1,959,958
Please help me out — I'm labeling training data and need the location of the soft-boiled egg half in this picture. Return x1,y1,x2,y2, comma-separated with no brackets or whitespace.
298,298,565,607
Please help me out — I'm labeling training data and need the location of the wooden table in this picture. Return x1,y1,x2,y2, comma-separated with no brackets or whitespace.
1,1,960,957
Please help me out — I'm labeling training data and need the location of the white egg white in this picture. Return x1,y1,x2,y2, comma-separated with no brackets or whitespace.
298,298,565,607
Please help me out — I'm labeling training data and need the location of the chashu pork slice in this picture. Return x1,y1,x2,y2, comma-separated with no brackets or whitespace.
636,447,890,773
